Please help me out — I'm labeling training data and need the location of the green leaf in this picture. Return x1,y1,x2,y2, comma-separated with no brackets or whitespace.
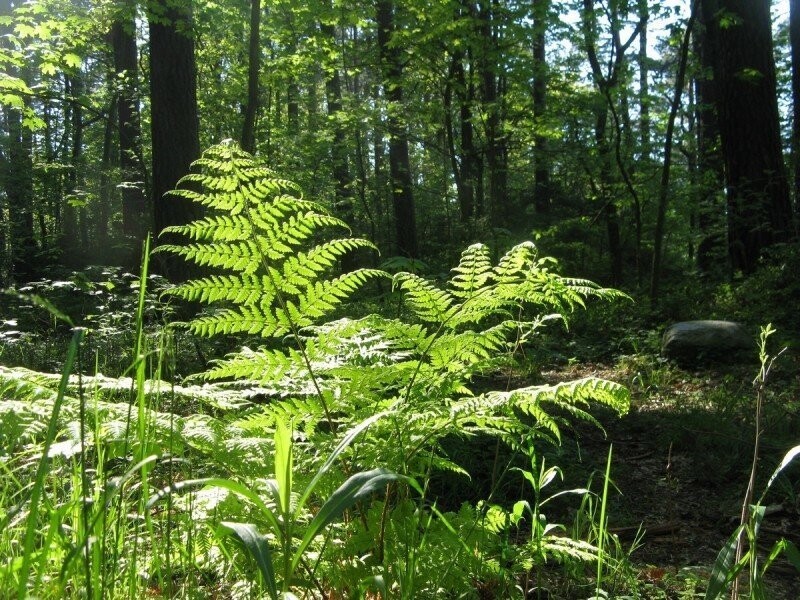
63,53,82,69
147,477,281,535
291,468,402,573
295,411,386,514
705,524,747,600
221,522,279,600
761,445,800,500
274,418,293,516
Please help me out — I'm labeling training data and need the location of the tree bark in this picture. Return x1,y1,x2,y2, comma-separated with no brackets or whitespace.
112,3,147,241
62,72,84,263
701,0,796,274
479,0,507,227
241,0,261,153
376,0,418,258
693,3,726,275
0,0,36,281
638,0,650,160
791,0,800,215
149,0,202,278
532,0,550,214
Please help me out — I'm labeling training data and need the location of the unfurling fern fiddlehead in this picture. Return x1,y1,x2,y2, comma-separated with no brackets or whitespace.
156,141,386,423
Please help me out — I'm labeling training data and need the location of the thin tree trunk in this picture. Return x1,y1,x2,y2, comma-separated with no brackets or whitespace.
63,72,84,262
638,0,651,160
112,4,147,242
479,0,507,227
97,99,116,251
532,0,550,214
791,0,800,215
241,0,261,153
650,1,697,301
3,103,37,280
376,0,418,258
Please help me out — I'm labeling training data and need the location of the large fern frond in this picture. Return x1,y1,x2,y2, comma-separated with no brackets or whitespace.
158,141,387,338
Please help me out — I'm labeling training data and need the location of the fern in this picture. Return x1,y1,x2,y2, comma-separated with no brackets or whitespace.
157,141,387,340
151,142,630,484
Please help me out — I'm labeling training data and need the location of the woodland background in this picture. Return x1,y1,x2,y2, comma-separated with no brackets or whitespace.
1,0,800,598
0,0,797,300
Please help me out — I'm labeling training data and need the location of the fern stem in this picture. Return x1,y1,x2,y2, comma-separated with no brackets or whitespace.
233,159,335,430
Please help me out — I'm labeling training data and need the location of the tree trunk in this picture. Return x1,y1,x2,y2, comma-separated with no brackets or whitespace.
149,0,201,278
479,0,507,227
320,19,355,225
532,0,550,214
650,1,697,300
0,0,36,281
445,48,478,224
97,99,116,251
112,4,147,242
241,0,261,153
376,0,418,258
693,3,726,275
701,0,796,274
3,104,37,280
61,72,86,264
791,0,800,215
638,0,650,160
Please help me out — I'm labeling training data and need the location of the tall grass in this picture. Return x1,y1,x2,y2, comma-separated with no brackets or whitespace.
0,240,204,599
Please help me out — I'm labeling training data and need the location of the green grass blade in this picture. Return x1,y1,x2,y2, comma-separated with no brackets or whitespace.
17,327,84,599
760,445,800,502
295,411,385,514
148,477,281,534
274,418,293,517
705,524,747,600
221,521,279,600
782,540,800,572
291,468,402,574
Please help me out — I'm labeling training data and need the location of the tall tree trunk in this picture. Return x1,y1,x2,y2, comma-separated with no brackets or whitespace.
650,2,697,300
0,0,36,281
445,49,477,225
3,103,37,280
693,4,726,275
479,0,507,227
791,0,800,215
149,0,201,278
701,0,795,274
112,3,147,242
62,72,84,262
320,18,355,226
638,0,650,160
595,109,622,285
376,0,418,258
241,0,261,153
97,100,116,251
582,0,634,285
320,16,356,268
532,0,550,214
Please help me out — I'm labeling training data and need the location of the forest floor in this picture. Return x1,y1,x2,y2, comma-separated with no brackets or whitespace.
538,356,800,599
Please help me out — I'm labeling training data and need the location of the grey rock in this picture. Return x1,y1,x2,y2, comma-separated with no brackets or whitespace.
661,320,754,363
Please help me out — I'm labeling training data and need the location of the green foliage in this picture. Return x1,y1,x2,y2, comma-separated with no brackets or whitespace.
706,326,800,600
148,413,405,599
0,144,635,597
158,141,386,339
159,143,630,479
